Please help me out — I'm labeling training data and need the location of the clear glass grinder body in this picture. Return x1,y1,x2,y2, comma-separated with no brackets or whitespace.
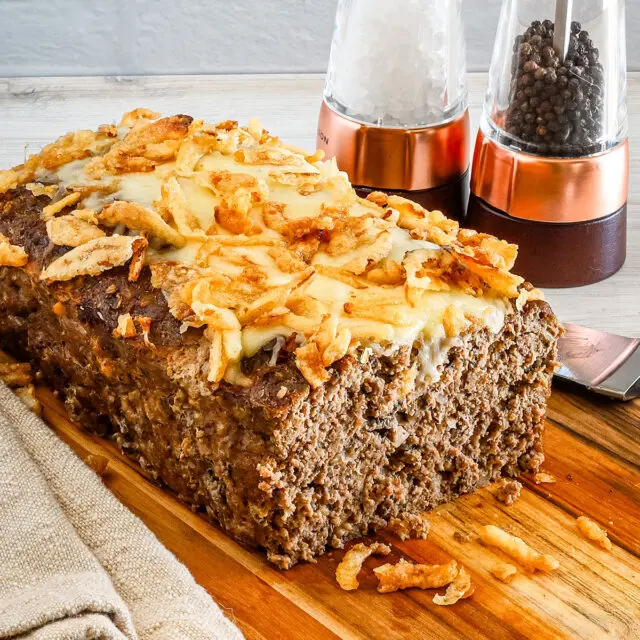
482,0,627,157
317,0,471,219
324,0,468,129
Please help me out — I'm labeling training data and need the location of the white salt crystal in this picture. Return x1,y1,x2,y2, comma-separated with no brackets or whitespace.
324,0,467,127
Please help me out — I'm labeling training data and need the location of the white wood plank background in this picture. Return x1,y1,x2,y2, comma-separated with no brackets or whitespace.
0,73,638,336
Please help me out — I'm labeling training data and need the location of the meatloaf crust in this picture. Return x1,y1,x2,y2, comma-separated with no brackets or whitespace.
0,112,561,568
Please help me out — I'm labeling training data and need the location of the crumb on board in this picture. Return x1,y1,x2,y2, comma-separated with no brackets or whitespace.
387,513,431,541
84,454,110,477
0,353,42,415
494,478,522,506
454,530,471,544
533,472,556,485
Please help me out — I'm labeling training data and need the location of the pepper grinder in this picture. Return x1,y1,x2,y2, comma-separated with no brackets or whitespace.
467,0,629,287
317,0,470,220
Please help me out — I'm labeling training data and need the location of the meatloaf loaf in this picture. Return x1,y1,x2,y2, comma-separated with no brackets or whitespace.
0,110,561,568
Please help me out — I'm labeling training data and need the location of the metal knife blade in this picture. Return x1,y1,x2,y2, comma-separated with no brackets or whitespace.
555,323,640,401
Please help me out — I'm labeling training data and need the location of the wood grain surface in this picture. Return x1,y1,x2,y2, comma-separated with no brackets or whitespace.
0,72,639,336
37,385,640,640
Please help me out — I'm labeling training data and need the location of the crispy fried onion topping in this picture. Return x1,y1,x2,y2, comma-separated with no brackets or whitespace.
46,209,105,247
85,115,192,177
159,177,203,237
113,313,137,339
0,169,18,195
0,234,28,267
42,192,83,221
99,201,185,247
40,235,147,282
8,110,543,389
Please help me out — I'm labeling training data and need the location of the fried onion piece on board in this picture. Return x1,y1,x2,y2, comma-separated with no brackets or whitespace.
479,525,559,573
433,566,474,606
374,558,458,594
576,516,613,551
335,542,391,591
491,563,518,584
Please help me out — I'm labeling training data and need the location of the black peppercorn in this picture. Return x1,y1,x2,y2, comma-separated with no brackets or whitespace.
534,67,547,80
541,45,554,61
518,74,533,87
548,121,560,133
520,43,532,56
502,19,605,156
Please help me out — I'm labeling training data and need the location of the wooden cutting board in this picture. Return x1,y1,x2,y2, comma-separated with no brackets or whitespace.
37,384,640,640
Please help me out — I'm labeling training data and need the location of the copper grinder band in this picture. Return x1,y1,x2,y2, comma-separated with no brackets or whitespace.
317,102,470,192
470,130,629,224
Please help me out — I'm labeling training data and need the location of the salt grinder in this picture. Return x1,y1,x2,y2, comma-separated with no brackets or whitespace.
317,0,470,220
467,0,629,287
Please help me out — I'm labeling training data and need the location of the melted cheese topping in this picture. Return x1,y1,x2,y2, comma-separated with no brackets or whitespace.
50,118,514,385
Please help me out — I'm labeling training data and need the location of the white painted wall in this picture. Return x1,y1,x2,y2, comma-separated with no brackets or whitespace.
0,0,638,76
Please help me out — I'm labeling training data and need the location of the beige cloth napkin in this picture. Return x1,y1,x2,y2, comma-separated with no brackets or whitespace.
0,382,243,640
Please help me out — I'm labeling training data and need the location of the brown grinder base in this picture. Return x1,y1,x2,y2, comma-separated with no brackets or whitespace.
465,195,627,288
354,169,470,223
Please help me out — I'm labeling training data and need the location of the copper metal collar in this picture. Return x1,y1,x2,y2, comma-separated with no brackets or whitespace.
317,102,470,192
470,130,629,223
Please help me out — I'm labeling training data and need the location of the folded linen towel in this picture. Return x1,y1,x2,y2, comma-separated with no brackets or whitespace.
0,382,243,640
